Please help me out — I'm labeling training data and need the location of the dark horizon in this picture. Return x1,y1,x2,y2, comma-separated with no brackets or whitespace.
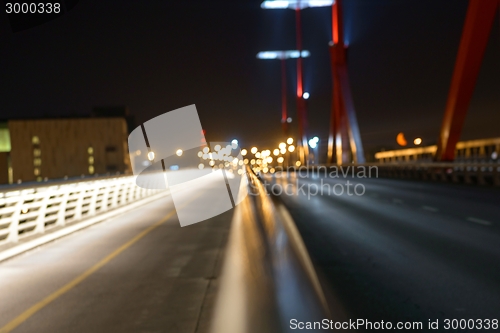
1,0,499,152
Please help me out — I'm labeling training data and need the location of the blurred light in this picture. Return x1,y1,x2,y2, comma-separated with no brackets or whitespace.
308,139,317,149
313,136,319,143
273,149,280,156
197,151,203,157
176,149,183,157
231,140,238,149
256,152,261,158
203,147,209,154
303,92,310,99
287,138,294,145
288,145,295,152
280,148,287,154
396,132,408,147
231,139,238,145
296,161,301,166
277,157,284,163
209,160,215,166
147,152,155,161
261,0,333,10
492,152,498,160
214,144,221,151
198,163,205,170
279,142,286,149
414,138,422,145
170,165,179,171
232,158,239,165
241,149,248,156
244,158,249,164
88,165,94,174
270,168,276,174
261,0,289,9
263,167,269,173
251,159,256,165
256,50,311,60
251,147,258,154
267,157,273,163
287,117,292,123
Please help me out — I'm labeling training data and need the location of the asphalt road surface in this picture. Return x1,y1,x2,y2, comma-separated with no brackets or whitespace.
0,195,232,333
268,173,500,332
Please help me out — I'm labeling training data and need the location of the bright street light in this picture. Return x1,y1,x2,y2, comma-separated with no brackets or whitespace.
251,147,258,154
287,137,294,145
303,92,310,99
414,138,422,145
257,50,310,60
308,136,319,149
261,0,334,10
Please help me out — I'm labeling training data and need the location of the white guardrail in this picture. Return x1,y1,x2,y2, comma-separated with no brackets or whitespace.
0,175,166,249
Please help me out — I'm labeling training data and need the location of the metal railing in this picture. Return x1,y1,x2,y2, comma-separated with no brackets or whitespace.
210,167,330,333
276,162,500,187
367,162,500,186
0,175,164,246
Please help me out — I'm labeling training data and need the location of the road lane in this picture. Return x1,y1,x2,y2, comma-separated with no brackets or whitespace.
0,195,232,333
266,174,500,331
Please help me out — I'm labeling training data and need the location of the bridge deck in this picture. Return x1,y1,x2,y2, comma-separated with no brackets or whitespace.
0,196,232,333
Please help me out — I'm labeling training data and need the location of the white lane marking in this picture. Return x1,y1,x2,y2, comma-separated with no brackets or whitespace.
422,206,438,212
467,217,492,226
392,198,403,204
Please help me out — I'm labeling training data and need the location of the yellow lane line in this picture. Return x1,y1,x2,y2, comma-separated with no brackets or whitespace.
0,209,177,333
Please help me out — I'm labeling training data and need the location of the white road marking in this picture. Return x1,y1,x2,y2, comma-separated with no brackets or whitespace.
467,217,492,226
422,206,438,212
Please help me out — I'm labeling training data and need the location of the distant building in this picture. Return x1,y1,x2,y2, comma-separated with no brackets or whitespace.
0,117,130,184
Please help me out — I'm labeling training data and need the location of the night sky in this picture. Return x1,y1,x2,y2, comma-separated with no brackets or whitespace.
1,0,499,155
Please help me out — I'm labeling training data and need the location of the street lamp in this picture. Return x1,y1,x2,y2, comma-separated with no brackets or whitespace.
257,50,311,136
261,0,333,164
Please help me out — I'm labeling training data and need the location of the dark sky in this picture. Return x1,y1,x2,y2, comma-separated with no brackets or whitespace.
1,0,499,154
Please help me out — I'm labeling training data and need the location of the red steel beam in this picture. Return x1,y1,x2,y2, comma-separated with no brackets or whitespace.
435,0,499,161
295,8,309,164
327,0,365,164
